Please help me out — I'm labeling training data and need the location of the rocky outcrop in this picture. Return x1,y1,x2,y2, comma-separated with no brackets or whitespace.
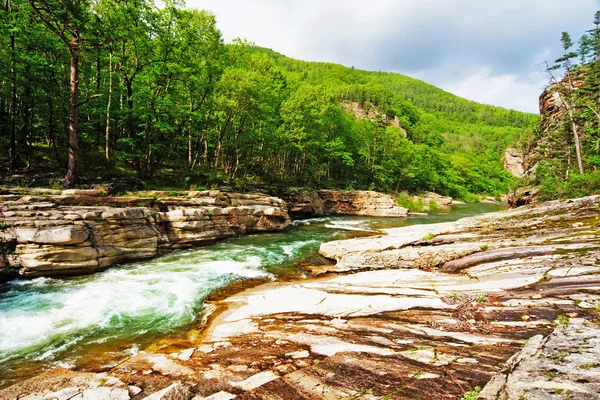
341,101,407,137
503,147,537,179
3,195,599,400
507,186,540,208
280,189,409,219
0,189,291,279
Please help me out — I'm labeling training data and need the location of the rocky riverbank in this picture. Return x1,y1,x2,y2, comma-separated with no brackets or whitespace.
0,188,409,280
1,195,598,399
0,189,291,280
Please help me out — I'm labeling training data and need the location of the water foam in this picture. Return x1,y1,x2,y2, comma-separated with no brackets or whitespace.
0,243,279,365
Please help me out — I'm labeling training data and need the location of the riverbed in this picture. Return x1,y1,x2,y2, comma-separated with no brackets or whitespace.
0,203,505,388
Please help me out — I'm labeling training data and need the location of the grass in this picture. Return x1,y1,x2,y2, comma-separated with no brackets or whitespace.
460,386,482,400
475,295,486,303
545,370,557,379
480,244,489,251
412,371,425,379
396,192,425,212
421,233,435,241
555,315,570,325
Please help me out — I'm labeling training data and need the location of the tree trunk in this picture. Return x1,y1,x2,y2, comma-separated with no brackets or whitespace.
563,101,585,175
47,96,60,167
188,99,193,167
105,52,112,163
8,0,17,172
63,42,80,188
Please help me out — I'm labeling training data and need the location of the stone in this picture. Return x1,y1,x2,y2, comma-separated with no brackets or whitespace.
195,392,236,400
232,371,279,391
503,147,526,178
479,319,600,400
176,348,195,361
128,386,143,396
142,383,193,400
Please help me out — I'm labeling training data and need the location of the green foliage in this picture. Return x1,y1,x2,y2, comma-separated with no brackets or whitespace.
460,387,482,400
0,0,536,198
538,171,600,200
428,200,438,211
421,233,435,241
396,192,425,212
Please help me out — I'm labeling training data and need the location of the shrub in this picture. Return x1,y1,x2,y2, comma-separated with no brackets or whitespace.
396,192,425,212
461,387,482,400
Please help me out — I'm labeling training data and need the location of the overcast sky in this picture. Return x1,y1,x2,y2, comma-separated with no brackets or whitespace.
187,0,599,113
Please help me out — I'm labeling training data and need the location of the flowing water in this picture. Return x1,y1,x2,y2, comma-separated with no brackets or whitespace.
0,202,505,388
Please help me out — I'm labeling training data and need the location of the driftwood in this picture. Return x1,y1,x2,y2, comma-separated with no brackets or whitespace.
442,245,558,273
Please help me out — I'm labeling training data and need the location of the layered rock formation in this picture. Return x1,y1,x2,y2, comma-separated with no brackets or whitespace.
341,101,407,137
0,189,291,279
279,189,409,219
3,195,599,399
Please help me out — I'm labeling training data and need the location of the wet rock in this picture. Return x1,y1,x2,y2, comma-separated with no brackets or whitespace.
507,186,540,208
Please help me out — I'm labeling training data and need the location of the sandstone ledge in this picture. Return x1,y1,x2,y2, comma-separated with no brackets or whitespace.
0,190,291,279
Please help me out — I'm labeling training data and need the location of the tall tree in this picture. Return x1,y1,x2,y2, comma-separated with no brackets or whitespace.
547,32,584,175
29,0,93,187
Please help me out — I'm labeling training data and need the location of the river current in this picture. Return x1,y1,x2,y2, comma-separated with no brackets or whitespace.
0,203,505,387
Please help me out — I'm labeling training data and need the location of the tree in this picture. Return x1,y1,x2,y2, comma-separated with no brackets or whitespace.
28,0,94,187
546,32,584,175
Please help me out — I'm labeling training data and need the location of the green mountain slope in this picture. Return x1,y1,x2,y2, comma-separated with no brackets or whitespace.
254,47,538,198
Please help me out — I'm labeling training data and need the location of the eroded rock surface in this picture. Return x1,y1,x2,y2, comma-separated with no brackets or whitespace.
1,195,599,399
280,189,408,219
480,318,600,399
0,189,291,279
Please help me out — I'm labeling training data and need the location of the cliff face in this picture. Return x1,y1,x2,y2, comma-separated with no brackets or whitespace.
0,189,291,279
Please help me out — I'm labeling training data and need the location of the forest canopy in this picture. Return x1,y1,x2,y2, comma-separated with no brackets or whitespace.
0,0,537,199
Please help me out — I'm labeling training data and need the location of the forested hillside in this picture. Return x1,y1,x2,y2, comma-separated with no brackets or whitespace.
0,0,537,199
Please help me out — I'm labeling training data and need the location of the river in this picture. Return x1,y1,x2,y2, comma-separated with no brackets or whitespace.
0,202,505,388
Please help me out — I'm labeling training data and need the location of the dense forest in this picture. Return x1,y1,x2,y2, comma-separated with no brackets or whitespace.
530,11,600,199
0,0,537,200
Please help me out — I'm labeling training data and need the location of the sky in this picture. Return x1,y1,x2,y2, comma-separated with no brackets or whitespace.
187,0,599,114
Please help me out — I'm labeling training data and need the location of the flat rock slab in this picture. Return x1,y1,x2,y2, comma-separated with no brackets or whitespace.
480,318,600,400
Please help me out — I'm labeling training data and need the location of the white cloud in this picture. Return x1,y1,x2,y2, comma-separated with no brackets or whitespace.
187,0,598,113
